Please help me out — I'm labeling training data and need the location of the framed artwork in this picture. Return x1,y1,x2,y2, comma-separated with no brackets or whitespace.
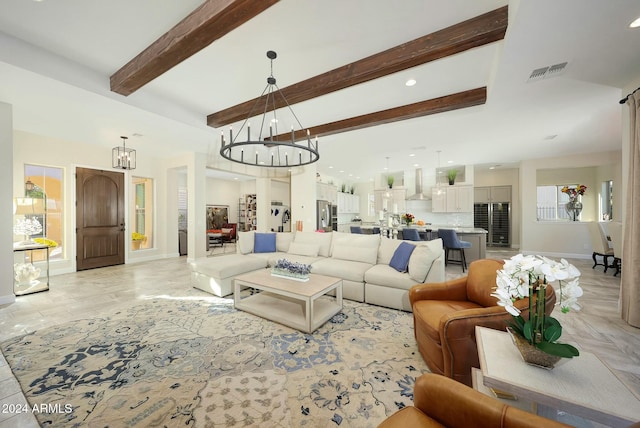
206,205,229,230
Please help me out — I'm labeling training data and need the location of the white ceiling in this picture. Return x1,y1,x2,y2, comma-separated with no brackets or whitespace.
1,0,638,183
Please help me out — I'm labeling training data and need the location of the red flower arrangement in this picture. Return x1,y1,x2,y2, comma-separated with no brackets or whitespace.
402,213,415,225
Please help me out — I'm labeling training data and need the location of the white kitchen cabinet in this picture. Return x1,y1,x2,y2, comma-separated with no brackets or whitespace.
431,188,447,212
337,192,360,214
317,182,337,204
432,185,473,212
374,187,406,214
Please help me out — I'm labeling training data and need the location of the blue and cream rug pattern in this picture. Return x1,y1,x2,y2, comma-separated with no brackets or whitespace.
1,297,429,427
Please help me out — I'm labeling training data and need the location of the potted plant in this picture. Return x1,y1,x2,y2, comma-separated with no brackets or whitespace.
387,175,394,189
447,169,457,185
492,254,582,367
132,232,146,250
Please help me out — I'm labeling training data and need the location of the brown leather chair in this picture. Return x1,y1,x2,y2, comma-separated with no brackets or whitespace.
378,373,570,428
409,259,556,387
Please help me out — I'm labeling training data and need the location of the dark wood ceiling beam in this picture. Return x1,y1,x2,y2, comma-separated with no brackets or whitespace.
268,87,486,142
208,6,506,128
110,0,279,96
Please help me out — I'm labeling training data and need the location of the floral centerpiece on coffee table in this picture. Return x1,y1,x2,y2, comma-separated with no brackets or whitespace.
401,213,414,226
271,259,312,282
491,254,582,366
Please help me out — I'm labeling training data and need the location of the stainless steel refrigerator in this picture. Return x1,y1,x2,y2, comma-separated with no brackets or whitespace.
316,200,334,232
474,202,510,246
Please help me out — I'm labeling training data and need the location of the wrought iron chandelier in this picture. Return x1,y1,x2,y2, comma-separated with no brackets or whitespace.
112,136,136,170
219,51,319,168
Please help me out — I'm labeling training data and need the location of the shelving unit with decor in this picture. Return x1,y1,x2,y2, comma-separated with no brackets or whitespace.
238,194,257,231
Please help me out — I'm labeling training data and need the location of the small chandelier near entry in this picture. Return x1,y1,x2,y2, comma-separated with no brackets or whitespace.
112,136,136,170
219,50,319,168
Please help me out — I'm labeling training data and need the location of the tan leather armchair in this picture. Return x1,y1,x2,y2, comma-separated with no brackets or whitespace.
378,373,570,427
409,259,556,386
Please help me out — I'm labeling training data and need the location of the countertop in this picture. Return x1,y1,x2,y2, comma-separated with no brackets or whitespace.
359,224,487,234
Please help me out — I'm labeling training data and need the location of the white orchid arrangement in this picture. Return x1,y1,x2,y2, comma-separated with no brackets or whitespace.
492,254,583,359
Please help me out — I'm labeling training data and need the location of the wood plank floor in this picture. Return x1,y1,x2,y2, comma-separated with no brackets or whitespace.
1,247,638,427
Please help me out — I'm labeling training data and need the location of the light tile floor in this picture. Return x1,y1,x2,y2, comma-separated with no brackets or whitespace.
0,248,638,427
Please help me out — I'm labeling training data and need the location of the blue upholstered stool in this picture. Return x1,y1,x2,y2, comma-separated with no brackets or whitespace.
437,228,472,272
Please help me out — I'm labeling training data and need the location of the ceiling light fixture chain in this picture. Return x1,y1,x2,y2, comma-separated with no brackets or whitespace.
219,50,319,168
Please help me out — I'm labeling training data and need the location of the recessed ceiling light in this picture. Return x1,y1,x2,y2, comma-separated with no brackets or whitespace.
409,153,415,157
447,160,454,164
630,16,640,28
405,79,417,87
339,170,344,173
413,163,419,167
328,166,333,169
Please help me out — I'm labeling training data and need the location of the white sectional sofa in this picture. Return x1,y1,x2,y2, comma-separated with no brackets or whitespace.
190,230,445,312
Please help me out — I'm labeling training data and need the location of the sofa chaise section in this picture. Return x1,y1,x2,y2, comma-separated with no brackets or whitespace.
190,253,267,297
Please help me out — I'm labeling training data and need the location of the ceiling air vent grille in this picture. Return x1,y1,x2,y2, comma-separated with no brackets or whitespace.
527,62,568,82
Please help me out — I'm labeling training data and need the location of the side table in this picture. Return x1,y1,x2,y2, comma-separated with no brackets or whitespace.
13,243,50,296
475,326,640,427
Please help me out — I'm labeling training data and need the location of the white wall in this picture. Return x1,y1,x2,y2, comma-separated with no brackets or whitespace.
1,103,14,304
520,150,621,258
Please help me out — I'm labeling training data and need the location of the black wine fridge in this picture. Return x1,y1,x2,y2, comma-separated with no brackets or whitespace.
474,202,511,247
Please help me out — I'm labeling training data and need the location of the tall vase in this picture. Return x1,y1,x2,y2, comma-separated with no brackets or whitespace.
565,200,583,221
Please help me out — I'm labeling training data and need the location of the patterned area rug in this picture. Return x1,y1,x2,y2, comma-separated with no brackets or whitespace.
1,297,429,427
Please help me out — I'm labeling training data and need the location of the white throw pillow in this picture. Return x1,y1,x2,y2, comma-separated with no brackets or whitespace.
287,242,320,257
237,231,255,254
408,239,443,283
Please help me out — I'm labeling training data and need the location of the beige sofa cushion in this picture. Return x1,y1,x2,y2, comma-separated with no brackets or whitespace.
330,232,380,264
287,241,320,257
408,238,443,283
312,258,372,283
191,254,266,278
294,231,332,257
276,233,293,252
377,238,402,265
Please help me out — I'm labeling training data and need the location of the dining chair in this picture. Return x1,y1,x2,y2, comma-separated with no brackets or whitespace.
372,226,380,234
608,222,623,276
350,225,363,234
402,228,421,241
587,222,615,272
437,229,472,272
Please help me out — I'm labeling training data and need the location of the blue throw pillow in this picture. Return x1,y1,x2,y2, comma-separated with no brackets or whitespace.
254,233,276,253
389,242,416,272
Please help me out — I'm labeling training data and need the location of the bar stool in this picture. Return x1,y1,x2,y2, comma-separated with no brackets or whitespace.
437,228,472,272
402,228,421,241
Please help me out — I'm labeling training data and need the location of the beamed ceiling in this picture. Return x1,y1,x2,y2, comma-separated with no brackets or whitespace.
1,0,637,181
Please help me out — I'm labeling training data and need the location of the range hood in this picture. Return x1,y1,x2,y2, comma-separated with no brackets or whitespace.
406,168,431,200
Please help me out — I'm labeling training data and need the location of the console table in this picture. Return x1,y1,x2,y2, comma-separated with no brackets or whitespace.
475,326,640,427
13,243,50,296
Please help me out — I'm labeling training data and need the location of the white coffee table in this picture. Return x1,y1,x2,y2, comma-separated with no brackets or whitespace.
475,326,640,427
233,269,343,333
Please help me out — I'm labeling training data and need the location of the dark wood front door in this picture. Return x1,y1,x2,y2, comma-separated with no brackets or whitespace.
76,167,125,271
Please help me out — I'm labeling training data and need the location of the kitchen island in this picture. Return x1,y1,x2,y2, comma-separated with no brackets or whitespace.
360,224,488,264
